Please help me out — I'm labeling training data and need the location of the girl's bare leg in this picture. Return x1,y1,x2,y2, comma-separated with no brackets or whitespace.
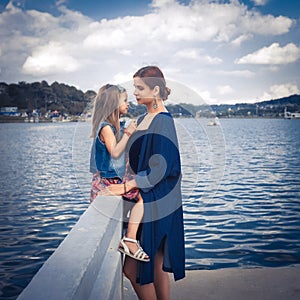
127,193,143,237
123,246,170,300
124,194,145,254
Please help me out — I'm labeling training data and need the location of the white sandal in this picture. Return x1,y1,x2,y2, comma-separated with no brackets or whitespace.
118,236,150,262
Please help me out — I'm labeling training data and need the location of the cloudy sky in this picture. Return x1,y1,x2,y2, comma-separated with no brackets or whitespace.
0,0,299,105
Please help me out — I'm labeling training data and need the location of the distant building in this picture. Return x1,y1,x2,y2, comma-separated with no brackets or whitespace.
0,107,20,116
284,107,300,119
1,107,18,112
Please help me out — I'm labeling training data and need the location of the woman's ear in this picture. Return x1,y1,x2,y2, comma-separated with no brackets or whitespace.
153,85,160,97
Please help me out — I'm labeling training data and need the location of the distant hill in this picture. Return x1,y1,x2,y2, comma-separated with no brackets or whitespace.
209,94,300,118
175,94,300,118
255,94,300,107
0,81,299,118
0,81,96,115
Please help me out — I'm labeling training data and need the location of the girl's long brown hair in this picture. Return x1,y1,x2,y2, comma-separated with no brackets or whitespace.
90,84,125,140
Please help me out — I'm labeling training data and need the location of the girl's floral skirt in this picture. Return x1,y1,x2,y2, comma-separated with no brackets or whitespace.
90,173,139,203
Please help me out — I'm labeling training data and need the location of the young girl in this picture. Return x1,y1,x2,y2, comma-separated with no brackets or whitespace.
89,83,134,202
89,83,150,262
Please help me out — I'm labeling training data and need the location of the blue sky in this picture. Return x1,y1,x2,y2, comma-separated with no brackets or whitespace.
0,0,299,104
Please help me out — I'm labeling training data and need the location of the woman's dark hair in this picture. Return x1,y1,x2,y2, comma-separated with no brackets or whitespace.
133,66,171,100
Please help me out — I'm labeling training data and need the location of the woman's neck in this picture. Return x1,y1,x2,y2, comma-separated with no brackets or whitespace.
146,100,168,114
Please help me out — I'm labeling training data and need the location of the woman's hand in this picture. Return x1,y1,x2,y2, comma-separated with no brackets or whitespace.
98,183,125,196
97,179,137,197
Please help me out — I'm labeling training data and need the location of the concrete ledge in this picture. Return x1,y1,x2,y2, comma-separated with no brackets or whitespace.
17,196,123,300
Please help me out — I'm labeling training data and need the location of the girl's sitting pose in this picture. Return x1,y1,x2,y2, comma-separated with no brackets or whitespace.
89,83,149,262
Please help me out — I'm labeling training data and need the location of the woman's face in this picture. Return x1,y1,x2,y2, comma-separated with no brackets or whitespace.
133,76,154,106
118,91,129,115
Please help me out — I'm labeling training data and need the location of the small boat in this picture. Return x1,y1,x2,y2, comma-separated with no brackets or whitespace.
207,117,220,126
284,107,300,119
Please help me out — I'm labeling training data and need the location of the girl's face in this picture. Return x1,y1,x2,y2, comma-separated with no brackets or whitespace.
133,76,155,106
118,91,129,115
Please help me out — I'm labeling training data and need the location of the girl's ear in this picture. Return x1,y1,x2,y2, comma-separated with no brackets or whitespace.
153,85,160,97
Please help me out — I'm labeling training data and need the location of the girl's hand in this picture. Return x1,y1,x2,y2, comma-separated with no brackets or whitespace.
98,183,125,196
126,120,137,135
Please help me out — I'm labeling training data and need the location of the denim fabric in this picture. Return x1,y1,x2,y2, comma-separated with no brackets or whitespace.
89,121,126,178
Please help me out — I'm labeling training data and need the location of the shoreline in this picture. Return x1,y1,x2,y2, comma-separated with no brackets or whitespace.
0,116,80,123
0,116,296,123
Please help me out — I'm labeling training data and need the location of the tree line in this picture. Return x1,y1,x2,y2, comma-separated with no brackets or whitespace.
0,81,299,118
0,81,96,115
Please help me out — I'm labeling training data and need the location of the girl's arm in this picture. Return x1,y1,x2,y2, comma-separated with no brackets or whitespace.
100,121,136,158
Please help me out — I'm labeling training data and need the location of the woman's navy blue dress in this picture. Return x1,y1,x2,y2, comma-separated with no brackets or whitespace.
127,112,185,285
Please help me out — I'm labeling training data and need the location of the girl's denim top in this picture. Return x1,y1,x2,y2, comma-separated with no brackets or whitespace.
89,121,126,179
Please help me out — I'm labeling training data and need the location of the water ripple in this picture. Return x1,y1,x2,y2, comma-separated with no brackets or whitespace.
0,119,300,298
180,119,300,270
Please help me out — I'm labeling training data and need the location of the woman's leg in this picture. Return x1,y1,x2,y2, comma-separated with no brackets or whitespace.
123,246,170,300
154,247,170,300
123,256,156,300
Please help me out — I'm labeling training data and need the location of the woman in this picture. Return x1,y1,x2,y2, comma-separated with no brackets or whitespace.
103,66,185,299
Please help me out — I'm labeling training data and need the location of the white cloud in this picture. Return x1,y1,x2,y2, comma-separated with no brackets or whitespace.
80,0,294,51
113,72,134,85
119,49,132,56
231,34,253,46
243,14,293,36
0,0,298,104
236,43,300,65
215,69,255,78
56,0,68,6
262,83,300,100
175,48,199,59
22,42,80,75
251,0,268,6
1,1,294,56
174,48,222,64
217,85,235,95
196,90,217,105
3,1,20,12
151,0,176,8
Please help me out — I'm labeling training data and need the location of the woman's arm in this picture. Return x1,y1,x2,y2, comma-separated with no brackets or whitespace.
98,179,137,196
100,121,136,158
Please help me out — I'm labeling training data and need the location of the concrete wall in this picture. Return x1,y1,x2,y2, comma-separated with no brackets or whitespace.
17,196,123,300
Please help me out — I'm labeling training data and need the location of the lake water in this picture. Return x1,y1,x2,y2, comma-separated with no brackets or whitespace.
0,118,300,299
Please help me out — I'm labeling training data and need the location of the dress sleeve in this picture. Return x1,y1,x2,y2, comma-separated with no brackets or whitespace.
135,114,181,192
